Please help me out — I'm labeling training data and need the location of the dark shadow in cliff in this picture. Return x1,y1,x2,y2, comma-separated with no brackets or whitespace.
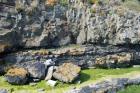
115,44,140,51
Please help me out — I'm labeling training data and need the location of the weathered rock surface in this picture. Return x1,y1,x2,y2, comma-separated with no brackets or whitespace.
5,67,28,85
53,63,81,83
2,44,140,69
26,62,46,79
95,52,133,68
66,74,140,93
51,46,86,56
0,0,140,53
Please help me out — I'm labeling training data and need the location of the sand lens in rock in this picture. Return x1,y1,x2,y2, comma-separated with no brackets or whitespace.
53,63,81,83
5,67,28,85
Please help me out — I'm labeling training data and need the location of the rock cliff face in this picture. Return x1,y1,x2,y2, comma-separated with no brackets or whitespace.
0,0,140,53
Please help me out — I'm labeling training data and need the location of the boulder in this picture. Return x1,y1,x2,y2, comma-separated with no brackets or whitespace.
95,52,133,68
53,63,81,83
27,62,46,79
5,67,28,85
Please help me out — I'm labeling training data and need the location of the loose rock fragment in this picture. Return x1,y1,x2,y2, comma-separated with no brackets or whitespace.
53,63,81,83
47,80,57,87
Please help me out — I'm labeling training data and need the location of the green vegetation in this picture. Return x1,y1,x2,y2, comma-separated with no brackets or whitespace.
59,0,68,6
0,67,140,93
118,85,140,93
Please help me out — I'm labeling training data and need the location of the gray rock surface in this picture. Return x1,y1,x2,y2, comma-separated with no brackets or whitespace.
26,62,46,79
0,0,140,53
2,44,140,69
13,62,46,80
66,76,140,93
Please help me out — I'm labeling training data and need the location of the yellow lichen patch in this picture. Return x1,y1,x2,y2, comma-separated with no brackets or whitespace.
51,46,85,56
32,49,49,55
51,48,69,55
117,53,132,63
53,62,81,82
95,52,133,66
6,68,28,77
61,62,81,73
45,0,57,6
68,47,86,56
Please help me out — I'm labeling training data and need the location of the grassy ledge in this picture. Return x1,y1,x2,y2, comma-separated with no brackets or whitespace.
0,67,140,93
